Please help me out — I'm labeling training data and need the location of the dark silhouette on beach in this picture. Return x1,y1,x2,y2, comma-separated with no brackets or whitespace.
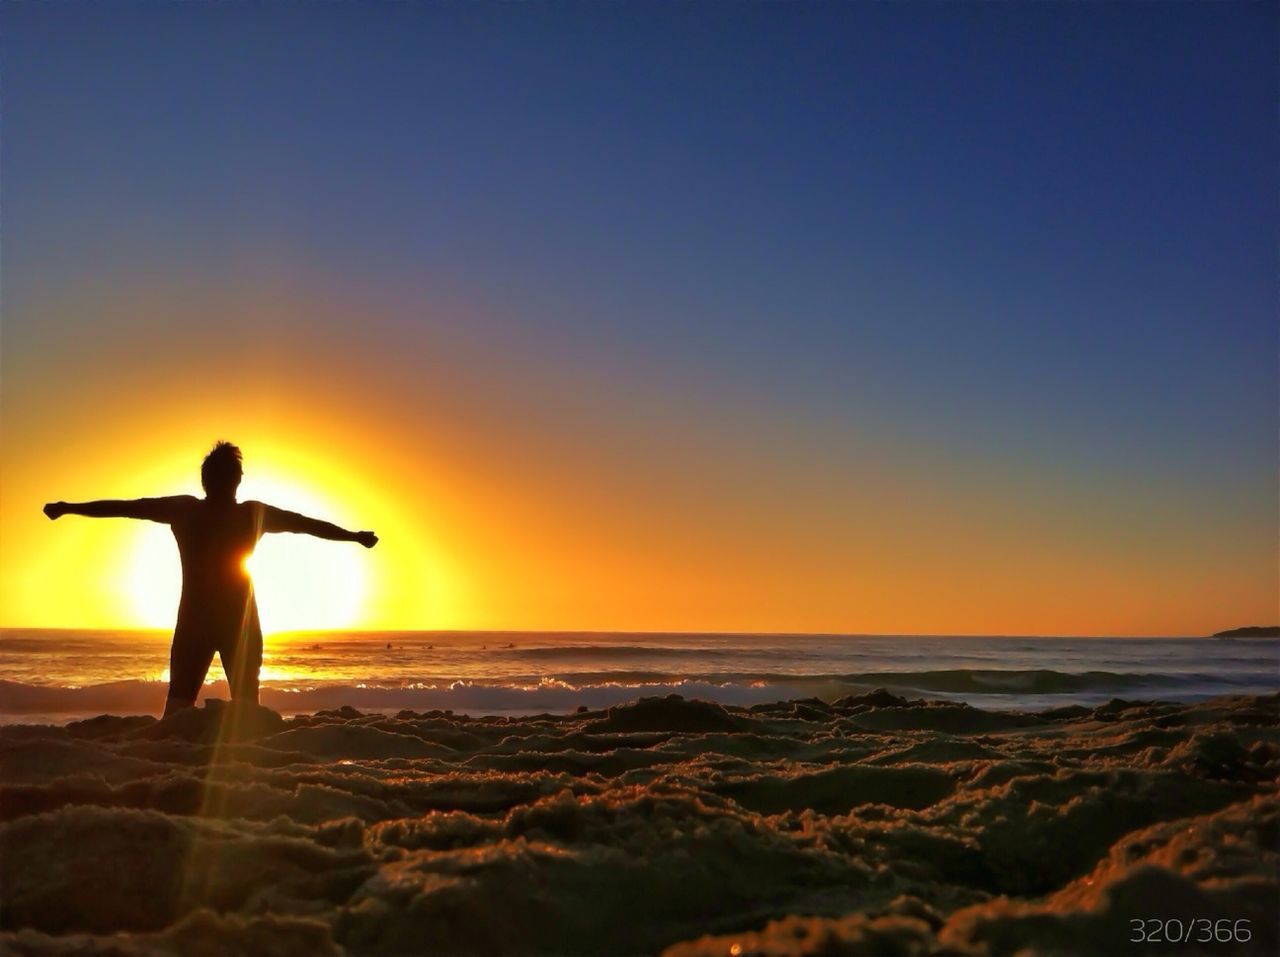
43,441,377,717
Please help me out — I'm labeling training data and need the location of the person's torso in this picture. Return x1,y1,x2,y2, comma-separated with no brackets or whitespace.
170,499,265,602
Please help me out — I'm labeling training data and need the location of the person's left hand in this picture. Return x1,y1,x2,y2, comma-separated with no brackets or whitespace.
356,531,378,548
43,502,67,520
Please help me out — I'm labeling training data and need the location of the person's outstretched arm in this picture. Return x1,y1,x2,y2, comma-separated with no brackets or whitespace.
44,496,192,524
260,503,377,548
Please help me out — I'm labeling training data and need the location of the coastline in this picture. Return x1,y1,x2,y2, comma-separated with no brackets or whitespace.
2,690,1277,955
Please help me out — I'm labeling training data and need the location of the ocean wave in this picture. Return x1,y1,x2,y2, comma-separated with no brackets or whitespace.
832,667,1210,694
0,678,799,716
510,644,739,657
2,665,1276,718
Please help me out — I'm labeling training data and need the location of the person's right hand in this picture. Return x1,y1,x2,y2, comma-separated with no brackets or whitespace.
355,531,378,548
43,502,67,520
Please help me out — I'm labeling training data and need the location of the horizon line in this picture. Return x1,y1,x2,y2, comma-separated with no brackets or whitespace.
0,625,1251,640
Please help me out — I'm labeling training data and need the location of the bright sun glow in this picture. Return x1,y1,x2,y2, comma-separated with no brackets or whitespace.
124,476,367,634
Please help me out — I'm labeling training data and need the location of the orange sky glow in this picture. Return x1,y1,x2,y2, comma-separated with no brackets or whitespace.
3,277,1273,638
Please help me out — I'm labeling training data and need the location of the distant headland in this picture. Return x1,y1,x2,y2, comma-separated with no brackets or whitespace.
1212,625,1280,638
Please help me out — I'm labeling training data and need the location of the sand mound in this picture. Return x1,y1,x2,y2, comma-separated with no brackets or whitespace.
1,692,1276,955
262,723,453,759
583,693,747,733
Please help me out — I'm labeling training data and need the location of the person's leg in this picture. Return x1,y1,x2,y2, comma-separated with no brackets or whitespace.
165,631,216,717
220,606,263,706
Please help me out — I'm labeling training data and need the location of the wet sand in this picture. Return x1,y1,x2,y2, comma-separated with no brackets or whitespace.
2,691,1276,956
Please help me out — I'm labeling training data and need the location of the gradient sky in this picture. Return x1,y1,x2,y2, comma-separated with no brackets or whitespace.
2,1,1275,636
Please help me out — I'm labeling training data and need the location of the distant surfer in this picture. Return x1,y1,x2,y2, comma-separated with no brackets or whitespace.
43,441,377,717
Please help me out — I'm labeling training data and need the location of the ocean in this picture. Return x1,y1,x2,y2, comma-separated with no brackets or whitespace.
1,628,1276,722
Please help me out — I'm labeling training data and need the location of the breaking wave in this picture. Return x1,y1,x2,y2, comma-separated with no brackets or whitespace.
2,665,1273,718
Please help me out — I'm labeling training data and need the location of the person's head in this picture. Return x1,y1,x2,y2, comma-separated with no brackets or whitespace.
201,441,243,501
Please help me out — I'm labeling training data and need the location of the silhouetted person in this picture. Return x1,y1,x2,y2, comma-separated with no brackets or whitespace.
43,441,377,717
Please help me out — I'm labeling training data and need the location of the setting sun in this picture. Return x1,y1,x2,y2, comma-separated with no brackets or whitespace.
122,476,369,634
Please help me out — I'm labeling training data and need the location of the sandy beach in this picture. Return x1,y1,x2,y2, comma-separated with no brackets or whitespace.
1,690,1276,956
